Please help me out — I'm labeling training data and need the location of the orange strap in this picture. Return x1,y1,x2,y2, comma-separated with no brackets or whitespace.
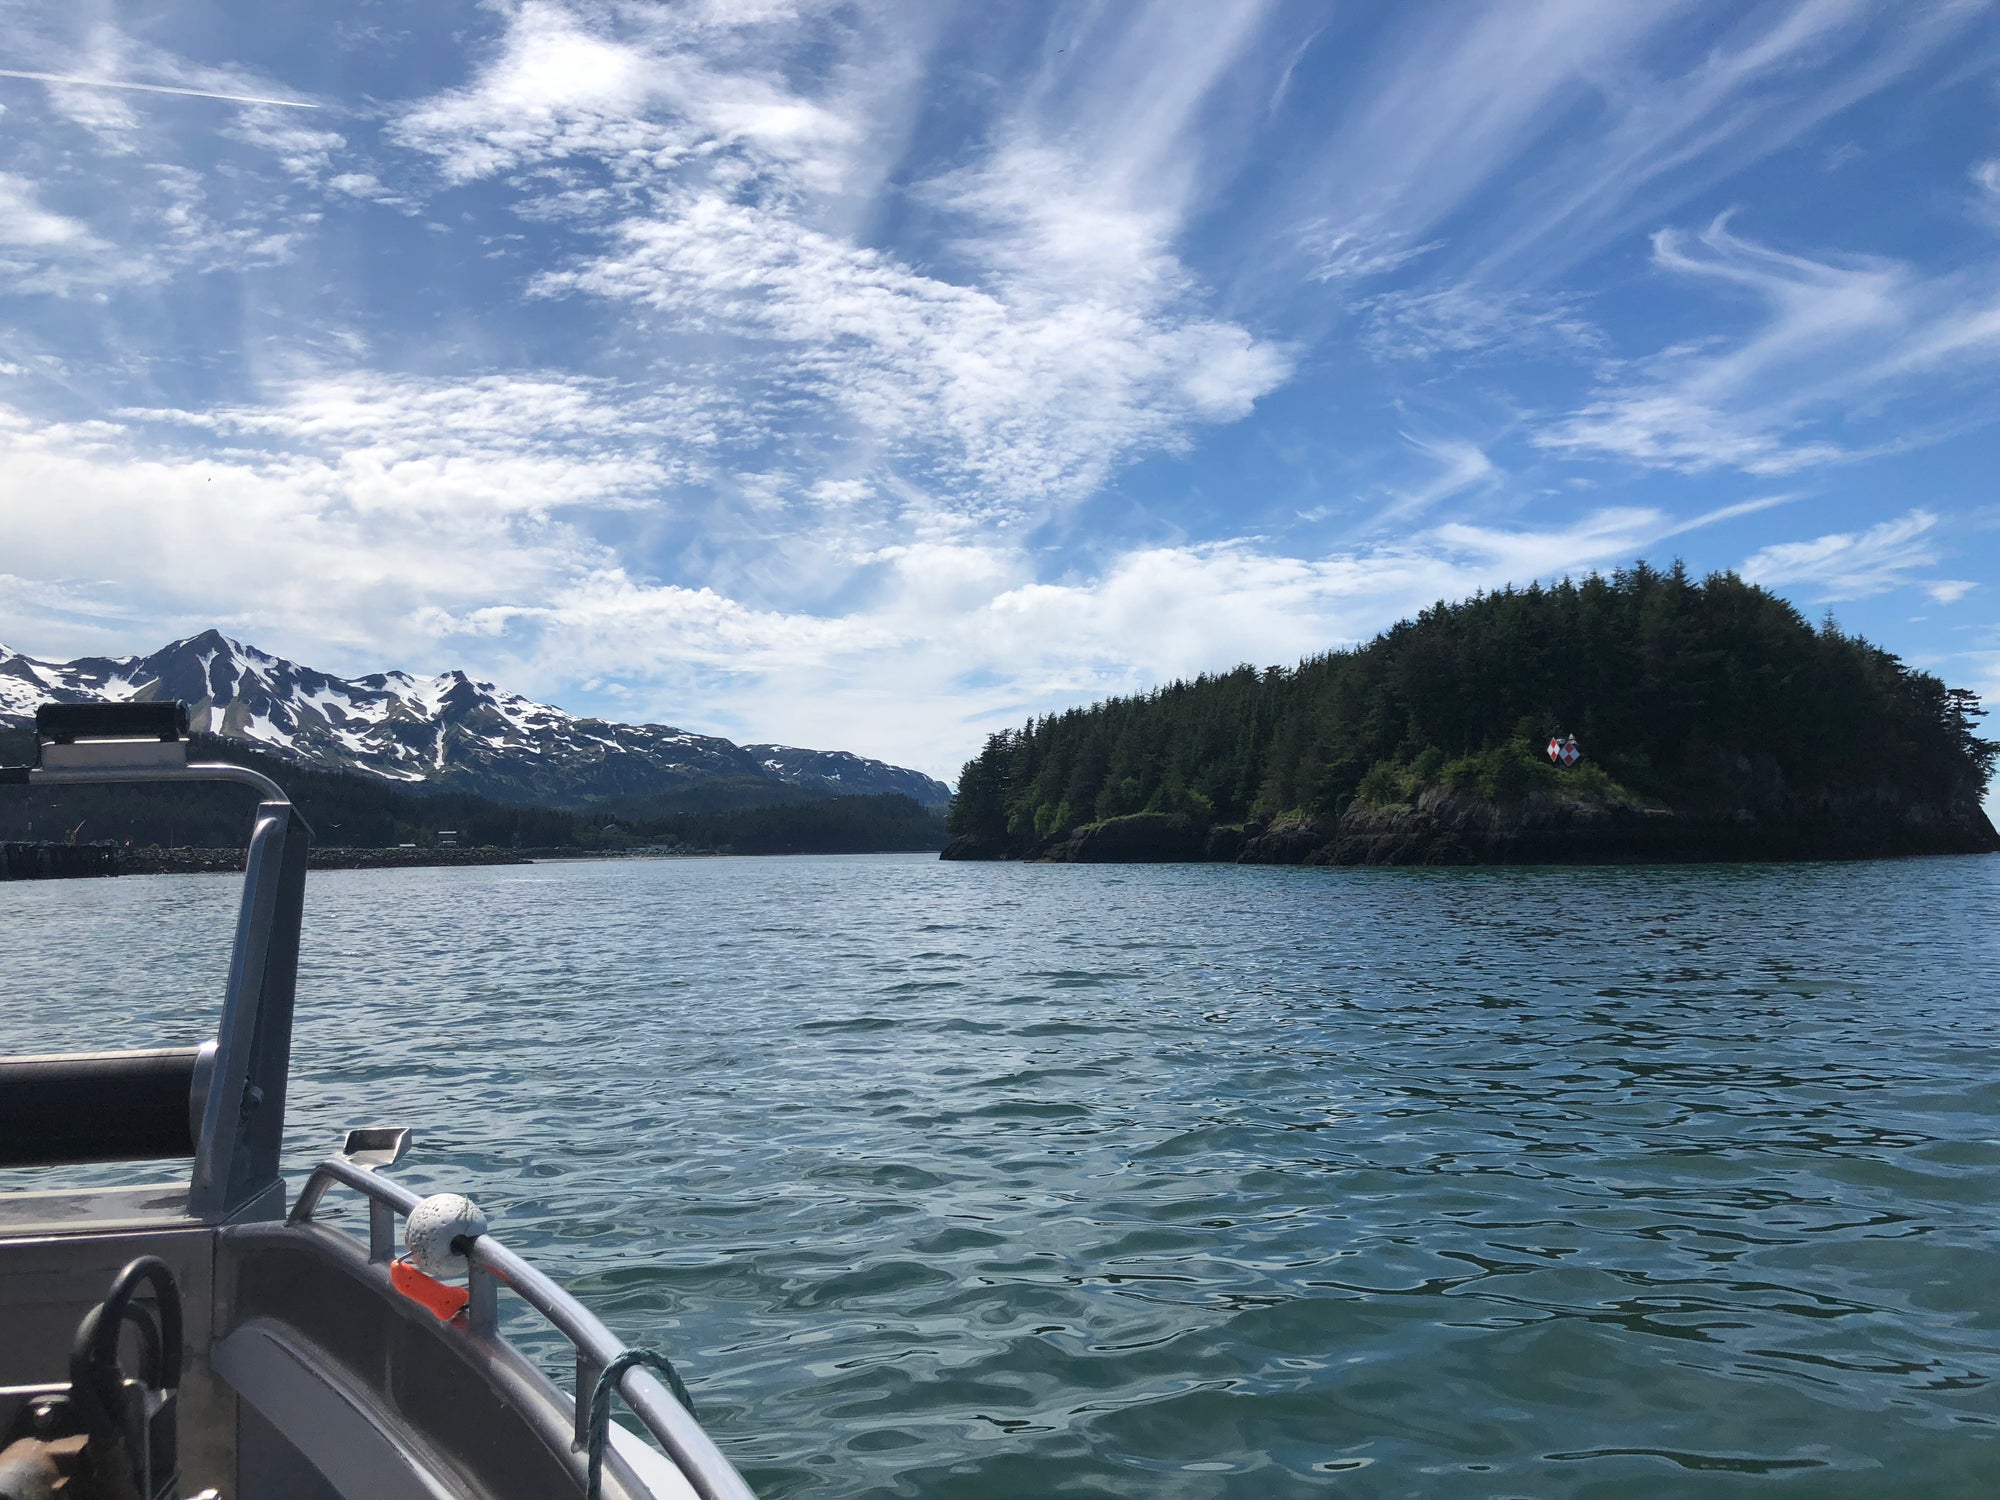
391,1258,470,1321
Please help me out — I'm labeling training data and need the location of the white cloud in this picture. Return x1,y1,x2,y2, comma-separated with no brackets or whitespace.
225,110,347,182
1,0,1993,783
1537,216,2000,474
0,167,167,293
424,482,1782,776
0,172,92,247
0,373,711,665
1360,282,1602,363
0,366,1757,777
388,0,859,191
1468,0,1978,283
1283,0,1976,289
1278,0,1984,386
1300,221,1439,283
537,188,1288,514
1739,508,1943,599
1667,493,1802,533
1539,389,1851,476
1426,506,1679,584
326,172,385,201
0,14,438,297
1282,0,1669,266
1370,436,1498,526
0,93,334,289
383,0,1297,521
5,19,319,144
1926,579,1976,604
432,514,1685,776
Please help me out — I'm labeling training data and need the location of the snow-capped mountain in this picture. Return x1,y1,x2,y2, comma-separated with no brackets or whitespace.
0,631,952,808
741,744,952,807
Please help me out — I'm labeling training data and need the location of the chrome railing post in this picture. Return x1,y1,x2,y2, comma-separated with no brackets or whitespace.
575,1349,603,1449
368,1199,397,1263
468,1263,499,1335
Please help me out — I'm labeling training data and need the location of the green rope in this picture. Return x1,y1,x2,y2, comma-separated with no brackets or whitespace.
585,1347,697,1500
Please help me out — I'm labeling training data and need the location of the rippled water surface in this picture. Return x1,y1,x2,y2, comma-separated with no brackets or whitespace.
6,854,2000,1497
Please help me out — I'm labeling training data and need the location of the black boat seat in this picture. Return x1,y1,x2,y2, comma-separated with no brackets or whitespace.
0,1046,211,1168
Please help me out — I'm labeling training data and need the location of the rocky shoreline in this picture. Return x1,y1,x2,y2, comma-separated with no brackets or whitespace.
943,783,2000,867
1,845,533,879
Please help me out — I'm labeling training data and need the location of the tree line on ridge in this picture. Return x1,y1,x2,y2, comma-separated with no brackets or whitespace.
946,563,1996,857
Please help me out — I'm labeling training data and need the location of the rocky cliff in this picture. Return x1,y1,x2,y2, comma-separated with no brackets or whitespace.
1237,783,1998,866
943,764,1999,866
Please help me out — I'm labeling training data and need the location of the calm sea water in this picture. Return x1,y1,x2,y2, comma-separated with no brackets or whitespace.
5,854,2000,1497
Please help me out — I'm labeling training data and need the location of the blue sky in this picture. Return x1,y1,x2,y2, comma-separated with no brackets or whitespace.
1,0,1998,782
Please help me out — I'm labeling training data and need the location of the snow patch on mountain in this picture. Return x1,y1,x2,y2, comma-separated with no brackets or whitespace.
743,745,953,805
0,632,953,809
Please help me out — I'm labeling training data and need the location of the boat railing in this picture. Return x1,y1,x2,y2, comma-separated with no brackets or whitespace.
289,1144,755,1500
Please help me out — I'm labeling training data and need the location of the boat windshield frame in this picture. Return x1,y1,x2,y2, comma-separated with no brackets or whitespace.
3,735,311,1222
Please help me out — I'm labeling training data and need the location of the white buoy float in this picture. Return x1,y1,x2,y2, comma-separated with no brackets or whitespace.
405,1192,488,1278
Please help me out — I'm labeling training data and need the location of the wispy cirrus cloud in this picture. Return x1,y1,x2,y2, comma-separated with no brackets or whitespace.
1467,0,1986,284
1279,0,1982,293
0,21,348,291
1359,282,1602,364
1740,508,1944,599
0,169,172,296
534,190,1288,516
389,0,1291,524
0,369,1767,774
1277,1,1671,270
387,0,865,192
0,172,93,248
0,17,324,143
1536,215,2000,474
0,0,1996,779
1300,221,1439,284
1367,436,1499,527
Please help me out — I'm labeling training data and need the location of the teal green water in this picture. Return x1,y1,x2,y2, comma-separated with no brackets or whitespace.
5,854,2000,1497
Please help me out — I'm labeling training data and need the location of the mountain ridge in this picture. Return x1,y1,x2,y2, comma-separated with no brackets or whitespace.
0,631,951,809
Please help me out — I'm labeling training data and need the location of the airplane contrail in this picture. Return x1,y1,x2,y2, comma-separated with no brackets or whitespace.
0,68,317,109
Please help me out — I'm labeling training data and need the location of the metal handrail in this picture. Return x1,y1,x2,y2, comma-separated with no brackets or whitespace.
28,760,294,805
289,1156,755,1500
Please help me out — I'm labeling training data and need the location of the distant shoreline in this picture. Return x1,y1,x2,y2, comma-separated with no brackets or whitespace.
1,842,939,880
0,844,532,880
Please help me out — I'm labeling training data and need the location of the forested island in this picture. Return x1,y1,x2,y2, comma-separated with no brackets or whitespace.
943,564,2000,866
